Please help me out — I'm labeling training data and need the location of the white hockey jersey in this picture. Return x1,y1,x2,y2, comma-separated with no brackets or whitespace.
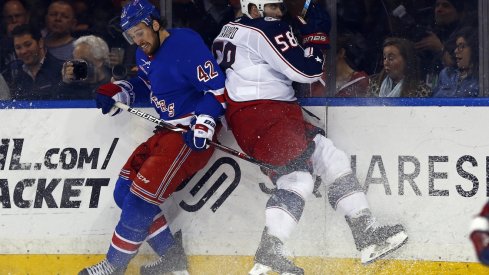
212,16,324,102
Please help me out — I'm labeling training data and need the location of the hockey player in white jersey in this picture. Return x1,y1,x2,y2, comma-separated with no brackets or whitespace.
213,1,408,274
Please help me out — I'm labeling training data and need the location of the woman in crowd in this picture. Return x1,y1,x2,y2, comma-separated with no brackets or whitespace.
335,33,369,97
432,26,479,97
368,37,431,97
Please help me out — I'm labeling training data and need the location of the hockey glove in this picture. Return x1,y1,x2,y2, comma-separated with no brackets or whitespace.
297,2,331,50
96,80,134,116
183,114,216,151
470,202,489,266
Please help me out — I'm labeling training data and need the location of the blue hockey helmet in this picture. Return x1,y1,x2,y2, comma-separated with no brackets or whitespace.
121,0,161,44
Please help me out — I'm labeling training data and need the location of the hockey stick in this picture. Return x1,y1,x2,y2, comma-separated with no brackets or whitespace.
301,0,312,17
114,102,277,172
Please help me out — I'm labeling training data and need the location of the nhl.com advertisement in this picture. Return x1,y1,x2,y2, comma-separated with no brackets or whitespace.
0,106,486,265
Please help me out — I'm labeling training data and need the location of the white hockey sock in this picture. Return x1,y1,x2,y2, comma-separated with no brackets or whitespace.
265,208,298,242
336,191,370,218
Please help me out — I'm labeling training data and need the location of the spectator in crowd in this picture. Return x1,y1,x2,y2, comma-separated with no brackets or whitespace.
414,0,477,87
43,0,77,61
58,35,111,99
337,0,433,75
2,0,29,35
9,24,63,100
0,73,11,100
432,27,478,97
368,37,431,97
0,0,30,83
334,33,369,97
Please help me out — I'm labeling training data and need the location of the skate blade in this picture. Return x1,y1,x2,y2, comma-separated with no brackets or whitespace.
249,263,272,275
361,231,408,265
169,271,190,275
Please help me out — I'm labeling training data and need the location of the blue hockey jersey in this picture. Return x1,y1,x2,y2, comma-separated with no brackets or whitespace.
130,28,226,124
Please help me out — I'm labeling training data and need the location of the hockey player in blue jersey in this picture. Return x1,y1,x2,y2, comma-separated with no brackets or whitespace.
79,0,226,274
213,1,408,274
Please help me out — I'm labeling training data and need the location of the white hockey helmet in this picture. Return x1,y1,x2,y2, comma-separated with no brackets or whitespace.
240,0,283,18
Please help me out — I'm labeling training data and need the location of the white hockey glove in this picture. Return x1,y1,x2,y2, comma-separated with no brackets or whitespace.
183,115,216,151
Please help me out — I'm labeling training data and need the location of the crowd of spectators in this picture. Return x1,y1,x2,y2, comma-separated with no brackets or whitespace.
0,0,482,101
325,0,479,98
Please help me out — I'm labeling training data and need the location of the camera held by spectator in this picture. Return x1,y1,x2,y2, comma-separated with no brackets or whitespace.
62,59,94,83
392,5,430,42
57,35,113,100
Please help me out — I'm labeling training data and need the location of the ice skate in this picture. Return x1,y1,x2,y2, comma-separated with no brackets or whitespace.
346,210,408,265
140,230,190,275
78,258,126,275
248,228,304,275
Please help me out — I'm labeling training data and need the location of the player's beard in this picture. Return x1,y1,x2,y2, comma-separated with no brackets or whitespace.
144,31,161,55
140,40,157,55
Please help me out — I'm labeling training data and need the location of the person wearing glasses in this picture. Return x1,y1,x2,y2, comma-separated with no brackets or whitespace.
432,26,479,97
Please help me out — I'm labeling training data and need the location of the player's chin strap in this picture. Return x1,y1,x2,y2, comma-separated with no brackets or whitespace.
114,102,282,173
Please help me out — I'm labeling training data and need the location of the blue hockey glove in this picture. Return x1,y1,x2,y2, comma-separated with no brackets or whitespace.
183,115,216,151
96,81,134,116
297,2,331,50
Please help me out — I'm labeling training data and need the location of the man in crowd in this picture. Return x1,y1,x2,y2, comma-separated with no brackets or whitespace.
213,1,408,274
79,0,226,274
9,23,63,100
0,0,30,83
43,0,77,61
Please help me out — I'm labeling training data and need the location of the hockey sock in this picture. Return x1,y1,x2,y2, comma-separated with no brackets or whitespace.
107,192,160,267
336,191,370,219
337,193,379,230
146,213,175,256
265,189,304,241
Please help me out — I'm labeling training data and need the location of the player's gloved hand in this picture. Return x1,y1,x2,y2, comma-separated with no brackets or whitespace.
96,80,134,116
470,203,489,266
296,2,331,50
183,114,216,151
